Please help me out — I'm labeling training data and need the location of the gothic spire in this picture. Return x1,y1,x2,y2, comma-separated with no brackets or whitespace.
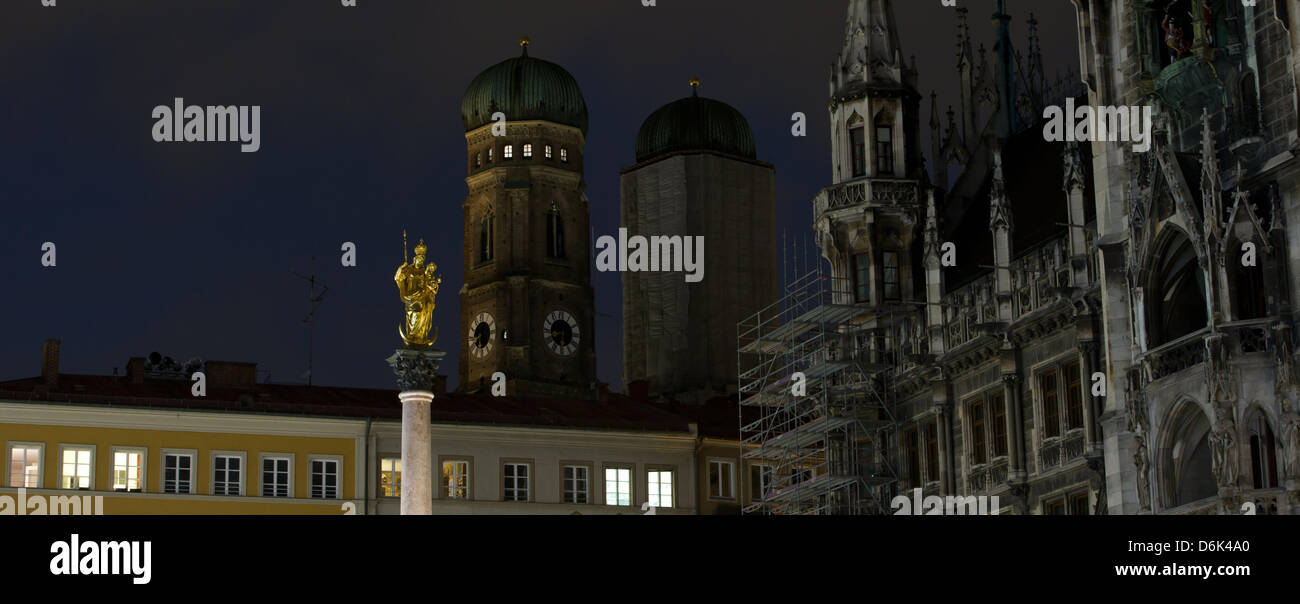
1200,108,1224,246
992,0,1020,136
989,148,1013,233
832,0,906,97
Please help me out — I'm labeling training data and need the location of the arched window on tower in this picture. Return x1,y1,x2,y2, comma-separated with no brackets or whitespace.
875,113,894,175
1248,411,1279,491
479,214,494,263
1148,231,1207,346
503,145,514,160
546,204,565,259
849,125,866,178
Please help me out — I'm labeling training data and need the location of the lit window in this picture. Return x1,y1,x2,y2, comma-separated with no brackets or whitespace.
213,454,242,495
503,145,514,159
560,148,568,163
112,448,145,492
523,143,533,158
8,444,42,488
605,467,631,506
310,458,339,499
381,457,401,497
563,465,588,504
163,453,192,494
476,153,482,168
442,460,469,499
503,462,530,502
545,145,553,159
708,460,735,499
647,470,673,508
488,148,493,162
60,446,93,490
262,457,290,497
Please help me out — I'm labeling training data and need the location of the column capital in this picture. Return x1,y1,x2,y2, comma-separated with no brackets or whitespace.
387,348,446,392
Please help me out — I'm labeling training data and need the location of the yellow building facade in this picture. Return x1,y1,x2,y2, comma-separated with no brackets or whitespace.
2,401,365,514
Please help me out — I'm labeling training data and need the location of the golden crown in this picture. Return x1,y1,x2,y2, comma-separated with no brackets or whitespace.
414,239,427,256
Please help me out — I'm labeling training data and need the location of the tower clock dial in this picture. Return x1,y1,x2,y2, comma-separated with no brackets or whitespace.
543,310,580,356
468,312,496,358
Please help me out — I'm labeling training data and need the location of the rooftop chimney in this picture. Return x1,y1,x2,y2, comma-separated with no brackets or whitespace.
41,339,60,386
126,357,145,384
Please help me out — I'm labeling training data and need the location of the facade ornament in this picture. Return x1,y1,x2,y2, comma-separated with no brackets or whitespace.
1280,400,1300,481
1210,405,1239,489
1134,438,1152,512
988,149,1013,233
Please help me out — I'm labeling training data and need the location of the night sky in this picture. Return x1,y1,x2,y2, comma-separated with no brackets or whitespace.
1,0,1079,391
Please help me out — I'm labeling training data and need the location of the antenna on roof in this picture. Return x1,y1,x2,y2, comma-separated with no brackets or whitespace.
290,256,330,387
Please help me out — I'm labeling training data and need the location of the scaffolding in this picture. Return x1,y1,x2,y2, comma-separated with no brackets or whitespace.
738,263,900,515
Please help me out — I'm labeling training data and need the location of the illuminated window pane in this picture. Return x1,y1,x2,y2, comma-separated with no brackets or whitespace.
605,468,630,506
112,450,144,492
381,457,402,497
442,460,469,499
647,470,673,508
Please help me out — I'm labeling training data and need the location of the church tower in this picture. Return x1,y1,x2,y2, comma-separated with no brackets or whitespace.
621,80,777,401
458,38,597,398
815,0,923,311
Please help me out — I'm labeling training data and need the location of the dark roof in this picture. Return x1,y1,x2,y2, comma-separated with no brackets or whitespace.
461,49,589,135
943,112,1096,289
650,395,755,441
0,374,693,433
634,91,757,163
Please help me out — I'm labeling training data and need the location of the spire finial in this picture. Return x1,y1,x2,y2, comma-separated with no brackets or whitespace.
520,36,530,57
690,77,700,96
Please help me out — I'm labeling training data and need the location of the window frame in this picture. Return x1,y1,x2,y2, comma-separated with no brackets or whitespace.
849,125,866,177
58,444,95,491
560,147,568,163
875,125,894,175
1040,369,1061,439
904,427,921,487
501,459,533,503
160,448,196,495
210,450,246,496
603,464,633,507
547,205,566,259
308,454,343,500
969,398,987,466
923,420,939,483
882,250,900,301
545,144,553,159
852,252,871,304
991,392,1008,458
560,461,591,505
258,453,294,498
503,144,513,159
522,143,533,158
379,456,402,498
707,458,736,500
6,441,45,489
109,446,147,493
1064,361,1084,431
748,463,773,504
646,466,676,510
438,455,473,500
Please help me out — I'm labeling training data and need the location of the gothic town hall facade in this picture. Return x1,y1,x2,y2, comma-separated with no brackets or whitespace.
741,0,1300,515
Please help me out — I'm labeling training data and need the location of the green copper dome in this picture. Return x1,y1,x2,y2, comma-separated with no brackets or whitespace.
635,83,757,163
461,40,589,135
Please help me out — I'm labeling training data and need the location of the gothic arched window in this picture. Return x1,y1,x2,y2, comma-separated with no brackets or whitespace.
1160,402,1216,509
1248,411,1279,490
1234,238,1267,320
875,112,894,175
479,214,494,263
1148,231,1207,346
546,204,565,259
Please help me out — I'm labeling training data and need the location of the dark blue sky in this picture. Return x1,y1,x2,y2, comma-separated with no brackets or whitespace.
1,0,1078,391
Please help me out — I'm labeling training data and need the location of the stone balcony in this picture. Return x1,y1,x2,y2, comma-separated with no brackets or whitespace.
812,177,920,218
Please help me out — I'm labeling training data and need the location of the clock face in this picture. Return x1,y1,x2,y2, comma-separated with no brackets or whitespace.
543,310,580,356
468,312,496,358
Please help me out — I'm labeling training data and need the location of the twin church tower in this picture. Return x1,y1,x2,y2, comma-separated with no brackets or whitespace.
455,38,777,400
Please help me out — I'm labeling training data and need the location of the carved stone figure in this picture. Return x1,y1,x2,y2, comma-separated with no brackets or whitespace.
1134,437,1151,512
1280,400,1300,481
1210,405,1239,489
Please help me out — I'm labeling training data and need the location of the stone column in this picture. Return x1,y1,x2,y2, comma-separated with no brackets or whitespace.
387,348,445,515
1079,340,1101,456
1002,374,1025,481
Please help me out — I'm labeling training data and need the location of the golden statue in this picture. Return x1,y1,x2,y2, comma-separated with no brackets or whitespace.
395,232,441,348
